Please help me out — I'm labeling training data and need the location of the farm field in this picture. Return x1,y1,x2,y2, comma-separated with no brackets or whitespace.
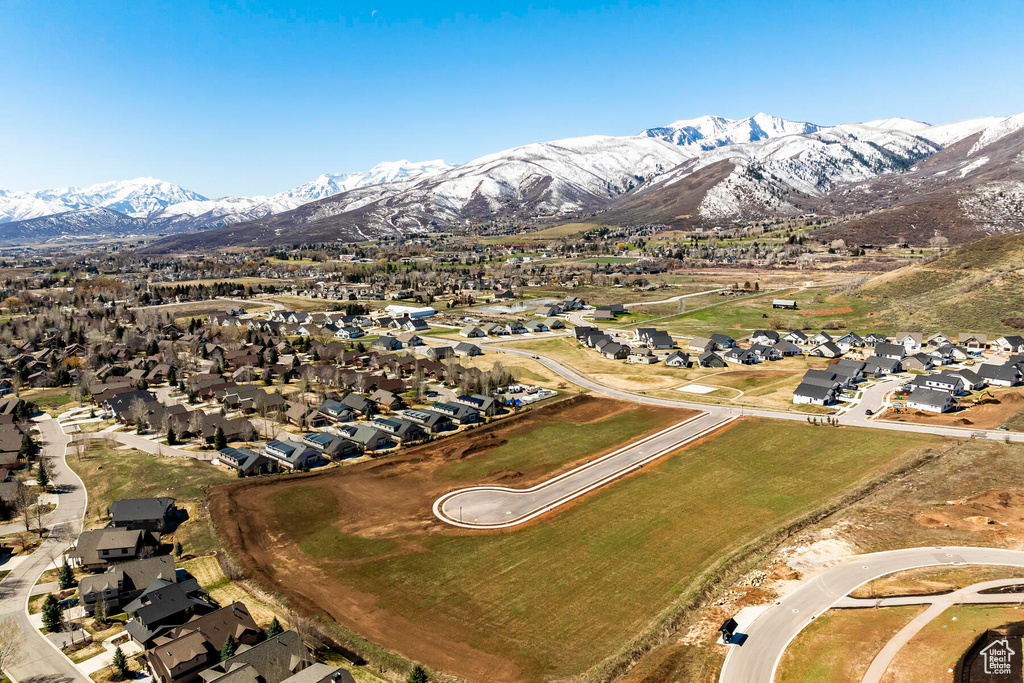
881,605,1024,683
211,416,941,683
776,606,927,683
70,442,235,557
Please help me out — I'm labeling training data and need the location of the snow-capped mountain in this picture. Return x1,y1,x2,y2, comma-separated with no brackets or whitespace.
275,160,453,203
640,113,822,150
0,178,204,224
0,160,454,241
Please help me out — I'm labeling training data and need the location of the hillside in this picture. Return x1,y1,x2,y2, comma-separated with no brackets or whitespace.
860,231,1024,333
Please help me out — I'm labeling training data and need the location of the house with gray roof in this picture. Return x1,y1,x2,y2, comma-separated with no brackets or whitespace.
906,387,955,413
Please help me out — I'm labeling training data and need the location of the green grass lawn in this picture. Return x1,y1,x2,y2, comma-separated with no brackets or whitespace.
70,443,235,556
441,404,681,482
266,420,943,682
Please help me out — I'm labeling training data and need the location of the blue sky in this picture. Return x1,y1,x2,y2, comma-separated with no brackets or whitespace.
2,0,1022,197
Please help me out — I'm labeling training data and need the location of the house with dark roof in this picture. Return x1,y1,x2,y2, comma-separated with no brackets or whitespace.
996,336,1024,354
111,498,179,532
664,351,691,368
809,342,843,359
301,432,361,459
432,401,480,424
977,363,1021,387
79,555,177,616
697,351,726,368
906,387,955,413
195,631,338,683
264,440,321,471
316,399,354,423
335,424,391,451
454,394,499,416
793,383,837,406
749,330,780,345
70,528,162,571
874,342,906,361
454,342,482,357
402,409,454,434
145,602,262,683
862,355,901,378
125,578,215,646
724,348,758,365
217,447,270,475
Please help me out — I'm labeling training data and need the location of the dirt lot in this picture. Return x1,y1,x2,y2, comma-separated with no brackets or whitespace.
210,396,692,682
880,389,1024,430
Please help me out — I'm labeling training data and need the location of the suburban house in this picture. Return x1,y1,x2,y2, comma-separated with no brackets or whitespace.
688,337,716,353
724,348,758,365
901,353,935,372
996,336,1024,354
433,401,480,424
524,320,548,333
863,355,901,377
906,387,956,413
454,342,482,357
864,332,889,346
79,555,177,616
144,602,263,683
216,446,270,475
710,333,737,350
949,368,985,391
874,342,907,361
627,347,659,364
697,351,727,368
959,333,988,350
460,326,485,338
301,432,361,459
835,332,864,352
749,344,781,362
194,631,345,683
340,393,375,416
664,351,691,368
773,341,803,357
918,373,966,394
895,332,923,351
335,424,392,451
70,528,162,571
370,416,427,443
782,330,808,344
264,440,321,470
317,399,355,423
793,382,837,406
977,363,1020,387
455,393,500,416
807,332,833,346
125,578,216,646
809,342,843,359
750,330,781,345
110,498,179,533
426,345,454,361
927,332,953,347
402,408,454,434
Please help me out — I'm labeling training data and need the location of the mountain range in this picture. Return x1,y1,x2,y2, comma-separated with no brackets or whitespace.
4,112,1023,248
0,160,452,243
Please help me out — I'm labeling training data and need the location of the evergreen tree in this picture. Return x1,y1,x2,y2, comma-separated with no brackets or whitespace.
174,541,183,557
58,558,74,590
42,594,62,632
214,426,227,450
111,645,129,679
167,427,176,445
221,634,237,661
36,460,49,489
407,665,429,683
266,616,283,638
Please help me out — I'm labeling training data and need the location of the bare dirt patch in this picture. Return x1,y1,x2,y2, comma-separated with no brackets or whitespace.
802,305,854,316
880,390,1024,430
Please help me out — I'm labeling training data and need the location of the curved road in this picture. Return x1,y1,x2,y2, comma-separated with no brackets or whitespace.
434,414,733,528
0,416,89,683
718,546,1024,683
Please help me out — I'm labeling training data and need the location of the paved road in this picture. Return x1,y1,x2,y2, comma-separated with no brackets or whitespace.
718,546,1024,683
434,413,733,528
486,344,1024,443
77,429,215,461
847,578,1024,683
0,417,90,683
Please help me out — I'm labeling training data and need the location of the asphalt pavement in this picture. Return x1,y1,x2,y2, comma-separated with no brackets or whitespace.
0,417,89,683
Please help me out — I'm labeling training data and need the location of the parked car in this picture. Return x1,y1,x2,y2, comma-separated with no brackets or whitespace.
864,408,873,416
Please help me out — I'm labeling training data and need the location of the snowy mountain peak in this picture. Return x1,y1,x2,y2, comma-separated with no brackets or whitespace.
639,113,823,151
274,159,454,202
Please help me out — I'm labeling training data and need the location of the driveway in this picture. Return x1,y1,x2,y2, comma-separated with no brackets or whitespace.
718,546,1024,683
0,416,90,683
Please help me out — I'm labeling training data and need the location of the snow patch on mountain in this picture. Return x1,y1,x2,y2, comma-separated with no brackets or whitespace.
640,113,822,151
